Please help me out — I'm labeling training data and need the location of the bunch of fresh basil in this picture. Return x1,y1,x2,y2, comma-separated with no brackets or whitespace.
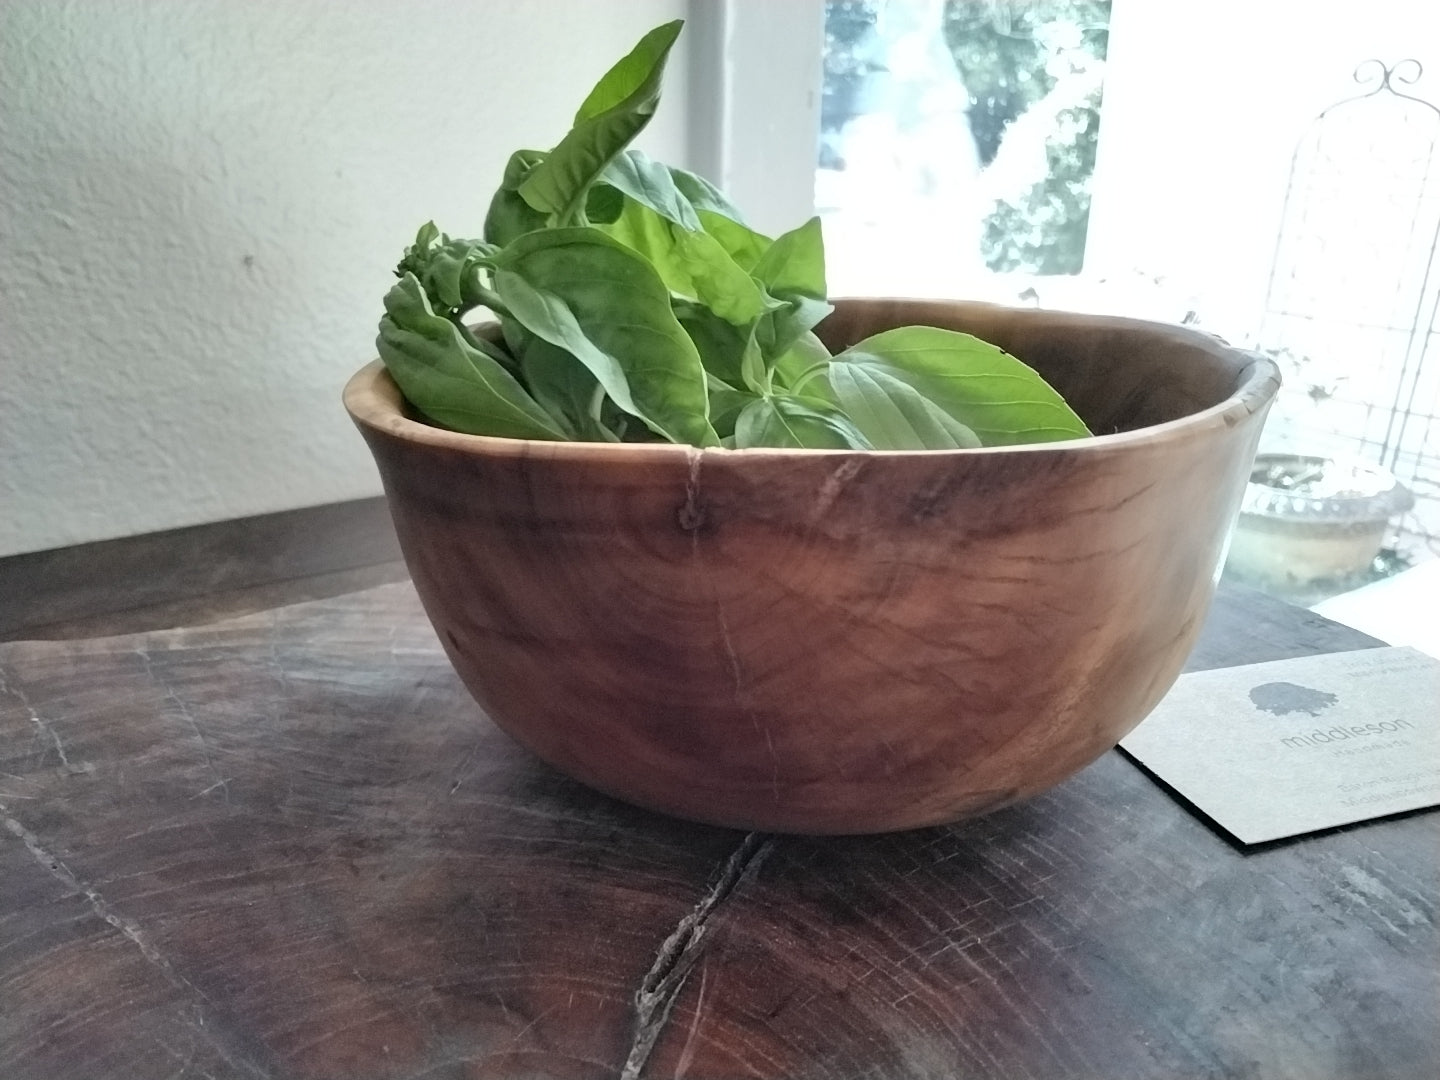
376,20,1090,450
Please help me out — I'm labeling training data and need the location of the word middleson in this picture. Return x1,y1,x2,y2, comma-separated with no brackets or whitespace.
1280,718,1415,749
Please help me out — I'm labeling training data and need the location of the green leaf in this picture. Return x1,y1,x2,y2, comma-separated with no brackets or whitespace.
833,326,1092,445
486,150,622,246
518,336,619,442
826,364,981,451
410,221,439,253
454,320,521,377
752,216,826,299
573,21,679,121
675,302,747,385
396,225,498,315
669,254,824,394
771,330,831,391
492,227,717,446
376,274,567,440
518,20,683,224
669,167,747,221
733,396,872,450
594,152,767,329
759,294,834,361
602,199,766,326
599,150,749,229
749,217,832,360
705,374,754,440
500,314,529,359
738,333,768,395
484,150,549,247
698,210,771,271
600,149,701,231
584,181,625,226
673,301,773,396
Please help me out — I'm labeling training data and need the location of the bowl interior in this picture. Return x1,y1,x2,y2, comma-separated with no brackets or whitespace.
818,298,1252,436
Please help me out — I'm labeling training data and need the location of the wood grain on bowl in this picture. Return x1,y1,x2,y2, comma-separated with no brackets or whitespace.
345,299,1280,833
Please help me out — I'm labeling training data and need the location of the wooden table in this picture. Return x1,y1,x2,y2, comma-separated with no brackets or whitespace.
2,515,1436,1079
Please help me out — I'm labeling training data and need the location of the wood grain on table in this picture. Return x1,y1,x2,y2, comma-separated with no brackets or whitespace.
1,580,1434,1080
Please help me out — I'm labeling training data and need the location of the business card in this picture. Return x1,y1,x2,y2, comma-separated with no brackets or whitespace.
1120,647,1440,845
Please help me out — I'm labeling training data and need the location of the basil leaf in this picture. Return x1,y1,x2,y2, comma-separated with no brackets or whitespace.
669,167,747,222
734,396,872,450
519,336,620,442
379,21,1094,455
573,21,678,121
760,294,834,362
500,314,529,359
602,199,766,326
492,227,717,447
753,215,826,299
584,182,625,226
484,150,549,247
738,333,769,396
672,300,773,397
376,274,567,440
750,217,833,359
600,149,702,231
665,219,827,392
518,20,682,224
706,374,754,440
599,150,749,230
772,330,831,391
827,363,981,451
486,150,621,246
675,301,748,386
699,211,771,271
833,326,1092,445
593,155,767,328
599,154,768,268
396,224,498,315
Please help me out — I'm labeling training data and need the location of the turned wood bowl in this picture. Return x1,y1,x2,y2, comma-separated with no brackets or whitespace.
345,299,1280,834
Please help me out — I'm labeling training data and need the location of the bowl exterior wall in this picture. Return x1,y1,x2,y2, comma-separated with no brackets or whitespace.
353,400,1268,833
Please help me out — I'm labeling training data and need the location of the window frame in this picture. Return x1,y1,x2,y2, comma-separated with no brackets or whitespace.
686,0,826,237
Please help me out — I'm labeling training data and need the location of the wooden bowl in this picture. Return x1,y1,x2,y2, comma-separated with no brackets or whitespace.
344,299,1280,834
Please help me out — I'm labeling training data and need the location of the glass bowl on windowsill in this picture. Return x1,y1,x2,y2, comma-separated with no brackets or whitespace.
1225,453,1414,599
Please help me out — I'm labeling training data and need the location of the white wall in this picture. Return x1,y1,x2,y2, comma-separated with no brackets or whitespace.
0,0,692,556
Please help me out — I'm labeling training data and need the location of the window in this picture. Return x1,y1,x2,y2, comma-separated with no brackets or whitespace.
803,0,1440,614
819,1,1111,296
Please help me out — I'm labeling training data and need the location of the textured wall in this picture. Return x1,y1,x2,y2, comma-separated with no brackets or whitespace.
0,0,692,556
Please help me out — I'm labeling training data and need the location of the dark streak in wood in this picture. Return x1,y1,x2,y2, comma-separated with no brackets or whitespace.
621,832,773,1080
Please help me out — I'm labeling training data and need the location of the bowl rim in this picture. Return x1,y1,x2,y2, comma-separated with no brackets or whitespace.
344,301,1281,462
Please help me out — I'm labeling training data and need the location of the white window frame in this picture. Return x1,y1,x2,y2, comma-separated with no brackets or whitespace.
685,0,826,237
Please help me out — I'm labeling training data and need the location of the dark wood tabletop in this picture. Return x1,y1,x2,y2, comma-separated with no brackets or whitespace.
1,502,1435,1080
